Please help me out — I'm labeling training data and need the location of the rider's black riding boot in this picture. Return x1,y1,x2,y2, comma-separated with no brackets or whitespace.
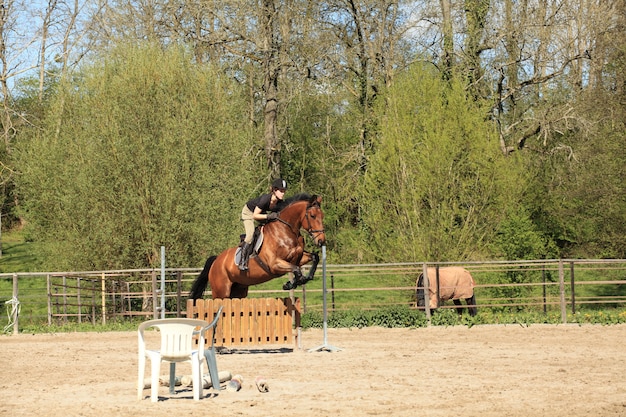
238,242,251,271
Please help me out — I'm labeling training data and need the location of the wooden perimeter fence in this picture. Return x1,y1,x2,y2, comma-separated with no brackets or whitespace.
3,259,626,334
186,297,300,348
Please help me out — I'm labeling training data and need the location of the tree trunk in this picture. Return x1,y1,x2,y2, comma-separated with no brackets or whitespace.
262,0,281,178
463,0,489,97
440,0,453,80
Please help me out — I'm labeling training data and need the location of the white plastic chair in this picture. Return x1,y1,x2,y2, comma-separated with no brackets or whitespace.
137,309,222,402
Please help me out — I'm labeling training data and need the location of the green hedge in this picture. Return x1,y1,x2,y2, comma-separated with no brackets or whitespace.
300,305,626,329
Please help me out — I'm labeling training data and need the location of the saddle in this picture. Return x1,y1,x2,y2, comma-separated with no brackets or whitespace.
234,227,264,266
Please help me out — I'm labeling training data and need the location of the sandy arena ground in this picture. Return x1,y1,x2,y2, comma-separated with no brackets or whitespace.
1,324,625,417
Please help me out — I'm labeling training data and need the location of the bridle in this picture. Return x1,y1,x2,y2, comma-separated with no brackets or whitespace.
276,203,325,242
303,204,325,242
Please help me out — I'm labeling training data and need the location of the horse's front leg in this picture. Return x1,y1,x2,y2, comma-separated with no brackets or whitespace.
266,258,304,291
282,266,305,290
282,251,320,290
299,251,319,284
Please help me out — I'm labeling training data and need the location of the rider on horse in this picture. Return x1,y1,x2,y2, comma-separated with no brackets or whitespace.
238,178,288,271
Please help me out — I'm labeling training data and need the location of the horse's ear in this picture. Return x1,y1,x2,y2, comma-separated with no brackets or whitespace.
309,194,322,206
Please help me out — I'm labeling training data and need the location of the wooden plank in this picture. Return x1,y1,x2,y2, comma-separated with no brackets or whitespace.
263,298,270,344
222,299,233,345
214,299,225,346
185,298,193,319
197,298,207,322
272,299,281,343
256,299,264,344
280,298,290,342
279,298,288,343
286,298,294,342
258,298,268,344
276,298,285,343
240,298,251,345
246,298,255,344
282,298,292,342
232,298,243,345
255,298,263,344
249,298,259,344
282,298,290,343
241,298,249,345
266,298,274,343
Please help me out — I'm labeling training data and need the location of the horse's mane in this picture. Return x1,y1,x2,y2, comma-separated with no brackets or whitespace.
276,193,314,211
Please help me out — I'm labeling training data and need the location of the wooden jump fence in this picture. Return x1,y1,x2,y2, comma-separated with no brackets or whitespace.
186,297,301,348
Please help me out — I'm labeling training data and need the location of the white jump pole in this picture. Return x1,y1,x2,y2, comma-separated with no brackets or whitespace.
159,245,177,393
308,245,342,352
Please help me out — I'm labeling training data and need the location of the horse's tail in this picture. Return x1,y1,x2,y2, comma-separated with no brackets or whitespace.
465,270,478,316
188,256,217,299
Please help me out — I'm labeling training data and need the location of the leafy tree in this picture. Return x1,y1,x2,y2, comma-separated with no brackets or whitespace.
359,63,522,262
279,82,364,261
15,44,255,270
518,1,626,259
539,102,626,259
492,209,557,261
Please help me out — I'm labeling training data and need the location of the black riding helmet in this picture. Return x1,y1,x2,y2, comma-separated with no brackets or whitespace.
271,178,288,190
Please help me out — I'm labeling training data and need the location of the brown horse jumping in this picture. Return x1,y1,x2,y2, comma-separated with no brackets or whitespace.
416,266,477,316
189,194,326,299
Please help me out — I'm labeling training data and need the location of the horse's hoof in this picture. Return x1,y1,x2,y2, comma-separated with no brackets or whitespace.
293,277,312,287
283,281,295,290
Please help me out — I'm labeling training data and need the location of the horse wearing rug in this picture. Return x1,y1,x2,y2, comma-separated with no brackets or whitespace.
416,267,477,316
189,194,326,299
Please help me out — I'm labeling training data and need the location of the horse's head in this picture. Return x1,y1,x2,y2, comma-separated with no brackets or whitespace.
278,193,326,247
304,195,326,247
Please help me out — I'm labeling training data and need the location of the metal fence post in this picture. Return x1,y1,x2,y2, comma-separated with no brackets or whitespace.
12,273,18,334
559,260,567,324
101,272,106,325
570,262,576,314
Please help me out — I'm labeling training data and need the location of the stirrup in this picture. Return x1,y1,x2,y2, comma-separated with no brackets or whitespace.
238,243,251,271
238,256,249,271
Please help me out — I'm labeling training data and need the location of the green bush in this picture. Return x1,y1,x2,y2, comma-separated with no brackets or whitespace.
369,305,427,328
300,306,626,331
302,305,428,329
